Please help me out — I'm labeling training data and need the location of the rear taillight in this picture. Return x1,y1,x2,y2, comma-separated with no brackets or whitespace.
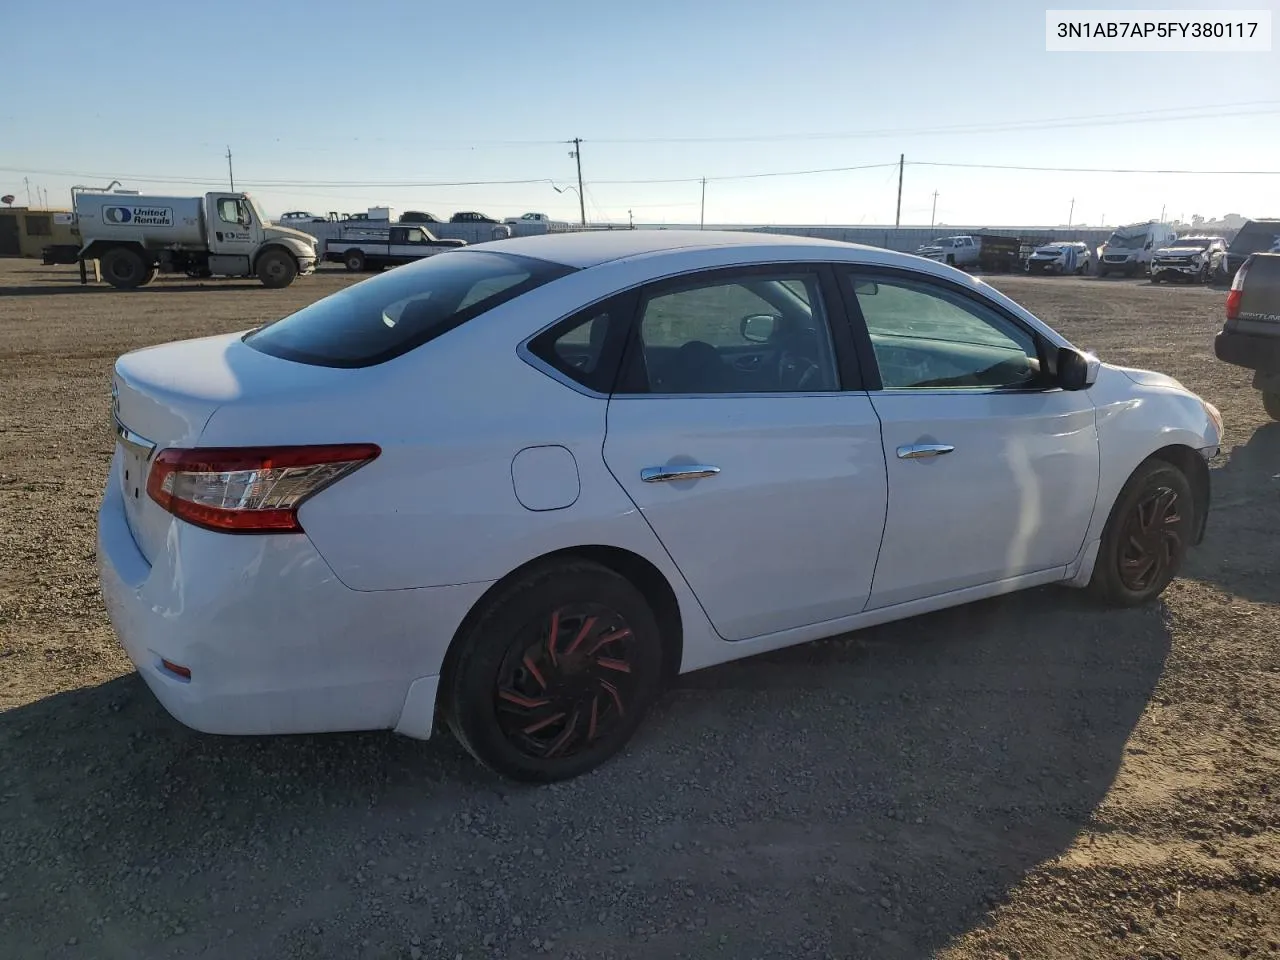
1226,256,1252,321
146,444,380,533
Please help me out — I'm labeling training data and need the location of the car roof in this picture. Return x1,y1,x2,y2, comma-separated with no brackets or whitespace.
479,229,878,269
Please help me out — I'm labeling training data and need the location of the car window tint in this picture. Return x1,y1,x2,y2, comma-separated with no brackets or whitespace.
245,251,573,368
527,305,623,393
850,276,1042,390
622,273,838,394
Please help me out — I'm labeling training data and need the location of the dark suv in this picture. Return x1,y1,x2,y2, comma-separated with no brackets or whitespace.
1215,252,1280,420
449,211,499,224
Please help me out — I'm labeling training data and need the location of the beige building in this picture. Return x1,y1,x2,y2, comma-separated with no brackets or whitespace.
0,206,78,257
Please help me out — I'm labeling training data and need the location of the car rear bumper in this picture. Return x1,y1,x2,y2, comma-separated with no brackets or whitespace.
1215,330,1280,375
97,458,489,739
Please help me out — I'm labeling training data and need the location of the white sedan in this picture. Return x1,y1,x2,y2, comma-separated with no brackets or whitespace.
99,231,1222,781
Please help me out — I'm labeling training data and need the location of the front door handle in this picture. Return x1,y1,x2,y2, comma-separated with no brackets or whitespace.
641,465,721,483
897,443,954,460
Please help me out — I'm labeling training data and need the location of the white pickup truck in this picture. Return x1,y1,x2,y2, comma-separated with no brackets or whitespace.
325,225,466,272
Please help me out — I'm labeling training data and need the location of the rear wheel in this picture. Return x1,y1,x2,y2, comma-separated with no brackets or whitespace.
1089,459,1193,607
256,249,298,288
344,249,366,272
100,247,150,290
444,561,664,782
1263,390,1280,422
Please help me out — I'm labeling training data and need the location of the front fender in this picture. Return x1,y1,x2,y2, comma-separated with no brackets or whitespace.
1079,364,1218,555
256,237,316,266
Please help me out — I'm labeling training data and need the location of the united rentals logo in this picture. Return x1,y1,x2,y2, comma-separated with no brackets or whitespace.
103,205,172,227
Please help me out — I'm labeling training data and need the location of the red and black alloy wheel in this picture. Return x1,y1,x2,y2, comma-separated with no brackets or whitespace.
444,561,664,782
495,603,638,760
1117,485,1183,593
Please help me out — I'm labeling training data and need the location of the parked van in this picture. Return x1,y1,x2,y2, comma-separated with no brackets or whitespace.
1097,221,1178,277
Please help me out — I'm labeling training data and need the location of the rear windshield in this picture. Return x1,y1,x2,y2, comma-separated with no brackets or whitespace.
245,251,573,367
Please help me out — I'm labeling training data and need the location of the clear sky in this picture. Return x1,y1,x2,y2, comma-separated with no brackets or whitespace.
4,0,1278,226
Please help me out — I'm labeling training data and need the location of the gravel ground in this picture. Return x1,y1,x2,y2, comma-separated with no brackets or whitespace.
1,259,1277,960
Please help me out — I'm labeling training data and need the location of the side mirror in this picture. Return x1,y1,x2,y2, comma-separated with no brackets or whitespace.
853,280,879,296
740,314,779,343
1057,346,1100,390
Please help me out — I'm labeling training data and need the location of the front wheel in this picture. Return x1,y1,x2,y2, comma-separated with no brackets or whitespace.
1089,459,1193,607
1263,390,1280,422
443,561,664,782
256,249,298,288
344,249,366,272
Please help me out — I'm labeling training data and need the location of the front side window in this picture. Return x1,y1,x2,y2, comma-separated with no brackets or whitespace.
620,272,838,395
217,198,244,225
848,275,1043,390
246,251,573,367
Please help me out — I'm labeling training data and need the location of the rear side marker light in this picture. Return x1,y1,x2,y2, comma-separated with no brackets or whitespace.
146,444,380,534
160,659,192,680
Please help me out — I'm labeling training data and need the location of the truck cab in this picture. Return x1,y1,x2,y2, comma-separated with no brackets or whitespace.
917,235,978,267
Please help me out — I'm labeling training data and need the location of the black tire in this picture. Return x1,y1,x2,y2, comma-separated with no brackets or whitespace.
100,247,150,290
1098,266,1109,278
1089,459,1194,607
443,561,665,782
944,254,955,266
343,249,366,272
256,249,298,288
1150,273,1161,284
1197,264,1209,284
1263,390,1280,422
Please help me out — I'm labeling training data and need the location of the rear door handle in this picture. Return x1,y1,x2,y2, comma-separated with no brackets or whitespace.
897,443,954,460
641,465,721,483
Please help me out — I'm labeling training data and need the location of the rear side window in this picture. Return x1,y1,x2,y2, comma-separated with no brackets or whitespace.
245,251,573,367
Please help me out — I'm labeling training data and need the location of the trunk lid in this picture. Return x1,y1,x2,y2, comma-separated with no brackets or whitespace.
111,331,347,563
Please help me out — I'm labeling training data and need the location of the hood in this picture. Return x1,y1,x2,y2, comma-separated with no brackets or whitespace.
1155,245,1208,257
265,224,319,249
1110,364,1187,391
1031,247,1066,257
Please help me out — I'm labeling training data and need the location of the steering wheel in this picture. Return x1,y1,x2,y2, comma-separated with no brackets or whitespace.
778,349,821,391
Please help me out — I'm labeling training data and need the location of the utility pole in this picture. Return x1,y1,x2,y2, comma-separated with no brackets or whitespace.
1068,197,1075,227
569,138,586,227
628,209,633,229
895,154,904,227
700,177,706,230
930,190,939,229
1159,203,1166,222
23,177,31,206
226,146,235,191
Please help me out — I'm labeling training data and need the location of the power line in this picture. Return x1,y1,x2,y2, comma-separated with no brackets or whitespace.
912,161,1280,175
584,101,1280,144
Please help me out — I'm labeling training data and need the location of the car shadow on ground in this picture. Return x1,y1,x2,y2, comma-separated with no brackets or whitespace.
0,588,1168,959
1186,421,1280,605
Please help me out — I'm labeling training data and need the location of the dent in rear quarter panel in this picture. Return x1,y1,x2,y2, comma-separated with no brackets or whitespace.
1082,366,1217,548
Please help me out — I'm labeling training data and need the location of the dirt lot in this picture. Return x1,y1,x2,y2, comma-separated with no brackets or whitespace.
1,258,1277,960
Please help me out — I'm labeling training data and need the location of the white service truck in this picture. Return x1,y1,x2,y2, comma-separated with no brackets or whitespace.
1096,221,1178,277
73,190,319,289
